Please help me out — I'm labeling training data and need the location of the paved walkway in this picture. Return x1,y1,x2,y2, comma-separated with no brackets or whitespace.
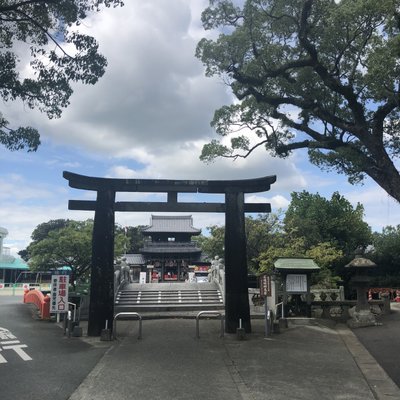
68,317,400,400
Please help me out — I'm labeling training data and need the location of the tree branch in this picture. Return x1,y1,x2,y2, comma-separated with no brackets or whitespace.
15,8,74,59
0,0,57,13
298,0,368,130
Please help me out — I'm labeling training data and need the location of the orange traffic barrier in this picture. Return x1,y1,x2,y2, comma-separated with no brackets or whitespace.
23,289,51,320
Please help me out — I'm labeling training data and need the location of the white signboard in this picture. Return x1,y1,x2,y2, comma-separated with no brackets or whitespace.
0,283,4,290
286,274,307,293
50,275,69,313
139,272,147,284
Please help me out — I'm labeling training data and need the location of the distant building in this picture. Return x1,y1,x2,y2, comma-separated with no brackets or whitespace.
0,227,29,283
126,215,209,283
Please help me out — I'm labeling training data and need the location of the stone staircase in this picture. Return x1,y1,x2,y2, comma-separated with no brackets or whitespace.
115,282,224,313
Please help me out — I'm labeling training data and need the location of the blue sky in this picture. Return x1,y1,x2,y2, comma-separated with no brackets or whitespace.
1,0,399,255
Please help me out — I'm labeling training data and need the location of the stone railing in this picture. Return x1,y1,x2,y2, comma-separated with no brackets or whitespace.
248,285,390,322
311,287,345,302
311,299,390,322
208,257,225,301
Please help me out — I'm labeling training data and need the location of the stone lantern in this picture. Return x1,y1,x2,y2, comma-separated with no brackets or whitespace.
345,251,377,328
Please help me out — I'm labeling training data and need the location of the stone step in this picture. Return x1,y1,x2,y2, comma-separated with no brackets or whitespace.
114,283,224,312
116,293,223,300
114,303,224,313
116,293,223,304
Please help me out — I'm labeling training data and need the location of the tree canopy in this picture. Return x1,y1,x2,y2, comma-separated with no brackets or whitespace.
284,191,372,254
368,225,400,286
0,0,123,152
197,0,400,202
199,190,374,287
195,225,225,261
18,218,71,261
257,239,343,288
25,219,128,287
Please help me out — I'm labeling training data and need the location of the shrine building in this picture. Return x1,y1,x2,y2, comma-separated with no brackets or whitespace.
126,215,209,283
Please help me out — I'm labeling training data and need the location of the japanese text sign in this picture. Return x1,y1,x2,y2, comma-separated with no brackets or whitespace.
259,274,272,297
50,275,69,313
286,274,307,293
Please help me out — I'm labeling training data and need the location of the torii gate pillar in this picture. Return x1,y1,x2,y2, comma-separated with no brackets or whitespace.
88,189,116,336
225,192,250,332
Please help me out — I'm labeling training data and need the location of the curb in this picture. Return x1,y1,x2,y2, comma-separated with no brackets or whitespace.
336,324,400,400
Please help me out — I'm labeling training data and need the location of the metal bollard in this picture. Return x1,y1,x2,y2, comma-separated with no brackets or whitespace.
113,312,142,340
196,311,224,339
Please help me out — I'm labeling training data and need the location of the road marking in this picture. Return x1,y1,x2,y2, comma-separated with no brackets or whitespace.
3,344,32,361
0,327,32,362
0,349,7,364
1,340,20,345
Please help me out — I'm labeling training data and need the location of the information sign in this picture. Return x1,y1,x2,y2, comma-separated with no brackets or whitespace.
286,274,307,292
259,274,272,297
139,272,147,284
50,275,69,313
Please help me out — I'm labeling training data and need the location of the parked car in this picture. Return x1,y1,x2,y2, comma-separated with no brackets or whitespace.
194,272,209,283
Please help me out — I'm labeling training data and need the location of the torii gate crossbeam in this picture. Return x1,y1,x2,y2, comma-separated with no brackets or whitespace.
63,171,276,336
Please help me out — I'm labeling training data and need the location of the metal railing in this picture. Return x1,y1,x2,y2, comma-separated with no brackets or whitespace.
276,301,284,319
195,311,224,339
113,312,142,340
63,302,78,337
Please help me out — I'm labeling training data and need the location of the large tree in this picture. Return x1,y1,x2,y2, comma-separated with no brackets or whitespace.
18,218,70,261
27,219,128,287
284,191,372,254
195,213,283,270
121,225,146,254
0,0,123,152
257,239,343,288
197,0,400,202
368,225,400,285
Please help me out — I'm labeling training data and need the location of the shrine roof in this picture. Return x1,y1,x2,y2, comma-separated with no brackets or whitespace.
345,256,377,268
0,256,29,270
141,245,202,254
142,215,201,234
274,257,320,271
124,254,146,265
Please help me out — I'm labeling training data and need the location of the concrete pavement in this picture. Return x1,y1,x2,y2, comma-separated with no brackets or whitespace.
68,316,400,400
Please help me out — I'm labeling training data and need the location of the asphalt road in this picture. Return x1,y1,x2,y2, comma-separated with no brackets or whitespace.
1,294,400,400
353,303,400,389
0,295,110,400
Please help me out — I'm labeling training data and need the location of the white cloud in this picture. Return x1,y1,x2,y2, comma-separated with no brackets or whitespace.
1,0,400,257
16,1,227,158
343,185,400,231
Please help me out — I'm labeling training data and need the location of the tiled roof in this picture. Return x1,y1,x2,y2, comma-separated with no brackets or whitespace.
141,246,202,254
274,257,320,271
142,215,201,234
0,257,29,270
124,254,146,265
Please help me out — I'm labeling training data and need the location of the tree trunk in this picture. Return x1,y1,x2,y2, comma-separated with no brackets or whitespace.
365,146,400,204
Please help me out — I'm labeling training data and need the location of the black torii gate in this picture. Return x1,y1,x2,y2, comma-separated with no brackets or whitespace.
63,171,276,336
